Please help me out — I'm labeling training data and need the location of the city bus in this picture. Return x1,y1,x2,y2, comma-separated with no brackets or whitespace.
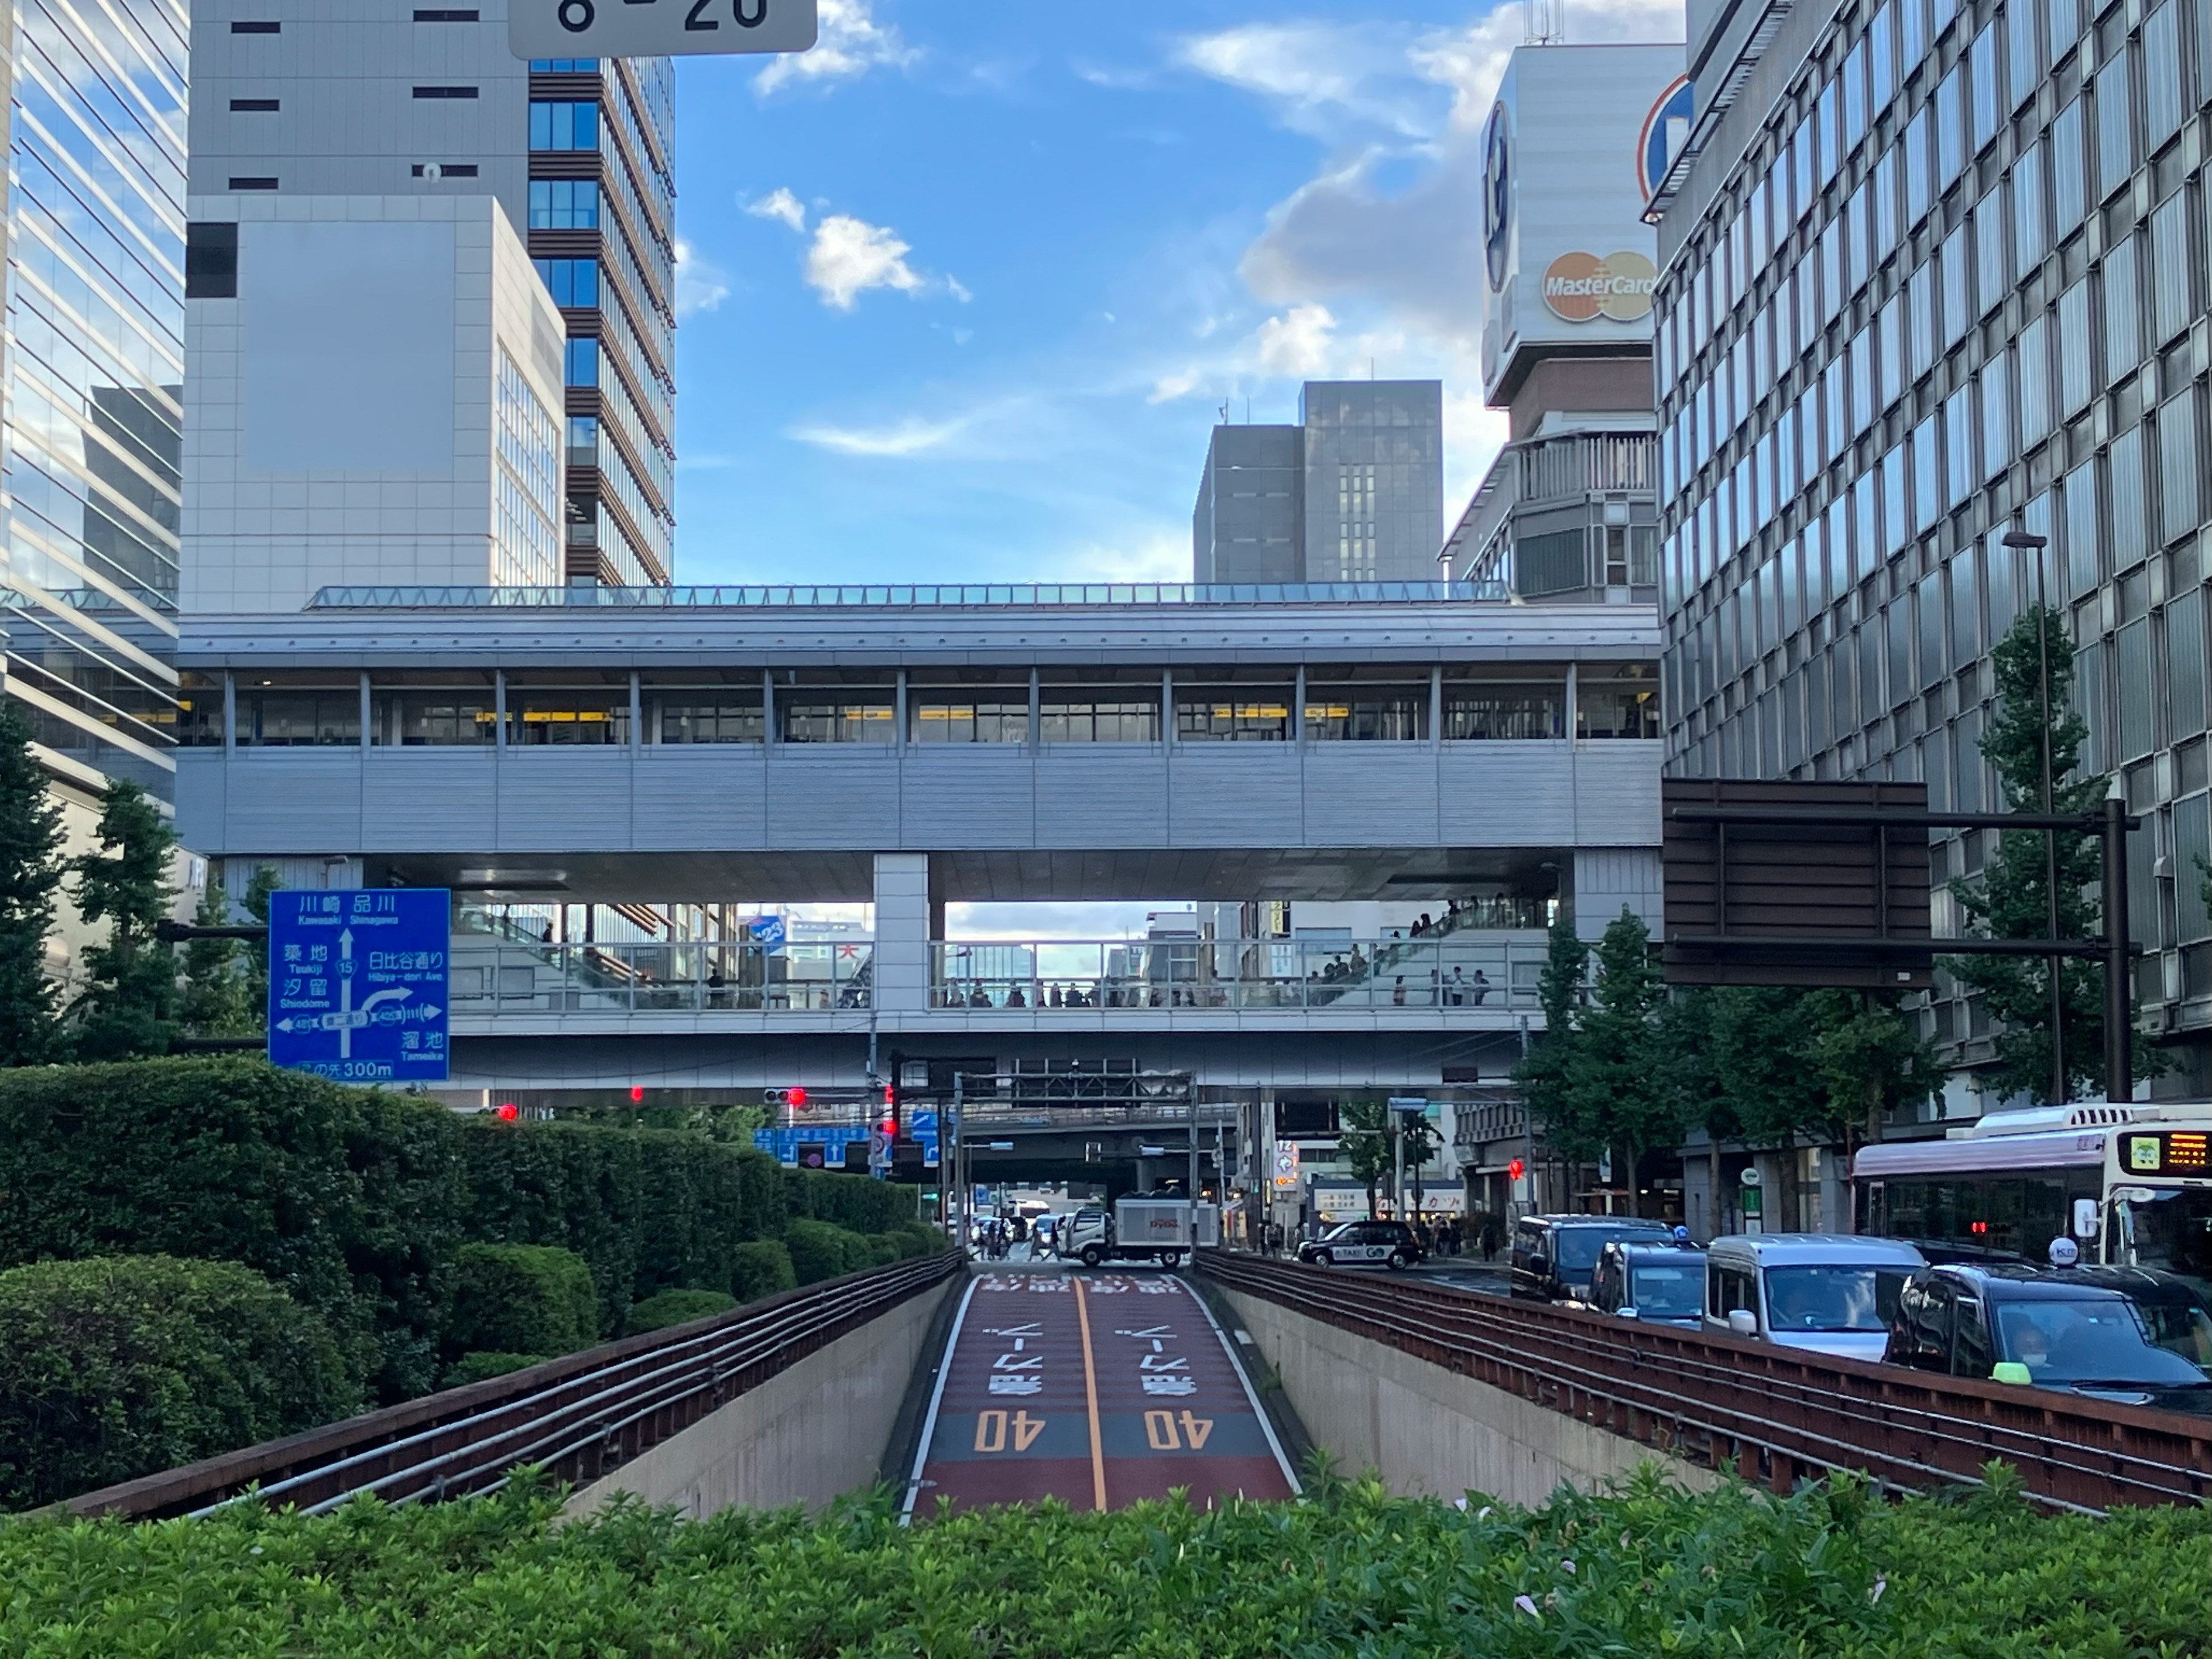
1852,1102,2212,1296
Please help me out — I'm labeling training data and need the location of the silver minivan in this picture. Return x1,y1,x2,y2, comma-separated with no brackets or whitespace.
1703,1233,1927,1363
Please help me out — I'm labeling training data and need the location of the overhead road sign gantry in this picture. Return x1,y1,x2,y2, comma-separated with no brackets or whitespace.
268,889,450,1084
510,0,817,60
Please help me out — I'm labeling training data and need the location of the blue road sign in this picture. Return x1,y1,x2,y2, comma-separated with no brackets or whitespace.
748,914,787,952
268,889,450,1084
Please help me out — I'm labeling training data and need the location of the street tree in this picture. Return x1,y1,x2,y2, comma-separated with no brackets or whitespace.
0,701,66,1066
239,863,280,1022
1568,910,1679,1218
1949,605,2158,1099
68,780,178,1060
1512,917,1589,1180
176,877,254,1037
1336,1097,1394,1220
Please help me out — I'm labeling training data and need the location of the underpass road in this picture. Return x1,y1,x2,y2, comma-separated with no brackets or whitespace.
905,1268,1298,1516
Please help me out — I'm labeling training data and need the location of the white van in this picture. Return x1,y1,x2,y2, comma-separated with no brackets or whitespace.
1703,1233,1927,1363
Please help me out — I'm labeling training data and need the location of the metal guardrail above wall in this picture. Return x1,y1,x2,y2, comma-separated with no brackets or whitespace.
65,1253,961,1523
1198,1252,2212,1516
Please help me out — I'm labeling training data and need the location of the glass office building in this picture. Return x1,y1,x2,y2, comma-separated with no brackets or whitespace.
1652,0,2212,1089
1,0,187,804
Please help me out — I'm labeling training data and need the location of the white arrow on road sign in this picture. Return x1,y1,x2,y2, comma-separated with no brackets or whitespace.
509,0,817,61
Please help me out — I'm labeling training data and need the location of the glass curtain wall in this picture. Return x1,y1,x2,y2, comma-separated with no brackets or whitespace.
3,0,188,798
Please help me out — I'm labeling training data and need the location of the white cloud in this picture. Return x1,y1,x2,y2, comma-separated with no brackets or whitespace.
804,214,927,310
745,187,807,232
674,241,729,320
1171,22,1438,139
1059,526,1190,584
790,413,968,457
1253,303,1336,376
756,0,917,95
946,275,973,303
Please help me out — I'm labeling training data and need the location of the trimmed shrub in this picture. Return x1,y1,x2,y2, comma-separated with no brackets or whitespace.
440,1352,546,1389
729,1239,795,1302
786,1168,917,1235
459,1119,785,1331
444,1245,598,1358
783,1219,869,1286
0,1254,362,1508
0,1057,465,1403
623,1288,737,1335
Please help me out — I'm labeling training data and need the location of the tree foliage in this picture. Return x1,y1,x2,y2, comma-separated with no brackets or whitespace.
1949,605,2158,1099
67,781,177,1061
0,702,65,1067
176,877,255,1037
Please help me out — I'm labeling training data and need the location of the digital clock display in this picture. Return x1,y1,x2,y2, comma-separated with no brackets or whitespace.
2123,1131,2211,1176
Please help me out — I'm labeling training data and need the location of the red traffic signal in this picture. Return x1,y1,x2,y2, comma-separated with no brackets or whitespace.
629,1085,644,1103
496,1102,520,1123
786,1085,808,1109
1507,1157,1526,1181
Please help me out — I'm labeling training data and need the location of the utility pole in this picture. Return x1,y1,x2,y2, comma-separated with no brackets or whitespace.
1391,1109,1405,1221
951,1071,966,1252
1186,1074,1200,1250
1518,1013,1535,1217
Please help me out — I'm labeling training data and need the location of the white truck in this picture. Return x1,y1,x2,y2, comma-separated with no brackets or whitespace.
1059,1198,1220,1269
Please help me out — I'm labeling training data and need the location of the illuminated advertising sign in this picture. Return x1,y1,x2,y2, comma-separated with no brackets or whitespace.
1541,251,1659,321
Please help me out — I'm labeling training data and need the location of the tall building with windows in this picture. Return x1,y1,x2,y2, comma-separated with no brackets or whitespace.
1651,0,2212,1091
0,0,190,957
185,4,675,591
1192,381,1443,584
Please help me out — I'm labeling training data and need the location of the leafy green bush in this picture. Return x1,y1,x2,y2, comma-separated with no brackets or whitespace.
444,1245,598,1358
783,1219,868,1286
786,1167,916,1235
0,1255,362,1509
728,1240,795,1302
438,1352,546,1389
0,1469,2203,1655
0,1058,464,1403
623,1288,738,1335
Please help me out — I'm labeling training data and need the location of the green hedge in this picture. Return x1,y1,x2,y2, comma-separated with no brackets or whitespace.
782,1219,869,1286
0,1255,361,1510
785,1168,916,1235
439,1352,545,1389
729,1240,795,1302
0,1060,895,1396
623,1288,738,1336
443,1245,598,1356
0,1471,2203,1654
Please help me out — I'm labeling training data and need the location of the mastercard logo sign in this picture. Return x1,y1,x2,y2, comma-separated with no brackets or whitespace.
1541,250,1658,323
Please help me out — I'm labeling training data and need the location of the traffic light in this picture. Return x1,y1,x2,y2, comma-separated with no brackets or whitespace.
496,1102,520,1123
786,1085,807,1110
880,1078,898,1139
1507,1157,1526,1181
629,1085,644,1104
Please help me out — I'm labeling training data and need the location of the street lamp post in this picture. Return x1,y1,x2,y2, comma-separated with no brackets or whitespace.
2002,527,2066,1105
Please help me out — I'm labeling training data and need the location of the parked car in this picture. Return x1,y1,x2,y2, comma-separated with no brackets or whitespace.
1510,1215,1673,1303
1885,1262,2212,1413
1298,1219,1423,1269
1587,1240,1707,1327
1703,1233,1926,1362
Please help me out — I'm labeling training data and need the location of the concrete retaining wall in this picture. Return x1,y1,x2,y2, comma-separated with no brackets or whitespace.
1220,1287,1714,1506
563,1278,956,1520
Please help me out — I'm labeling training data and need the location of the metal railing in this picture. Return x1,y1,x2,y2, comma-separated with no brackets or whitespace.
308,580,1511,609
452,940,874,1013
1518,431,1657,503
64,1253,961,1523
931,935,1546,1012
1198,1252,2211,1515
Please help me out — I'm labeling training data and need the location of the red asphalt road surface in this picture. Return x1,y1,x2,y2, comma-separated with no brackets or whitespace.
908,1269,1298,1514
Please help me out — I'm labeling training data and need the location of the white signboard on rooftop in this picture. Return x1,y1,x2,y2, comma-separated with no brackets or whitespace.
510,0,817,60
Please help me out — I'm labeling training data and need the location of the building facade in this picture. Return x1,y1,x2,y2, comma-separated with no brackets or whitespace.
1192,381,1443,584
1652,0,2212,1093
186,2,675,589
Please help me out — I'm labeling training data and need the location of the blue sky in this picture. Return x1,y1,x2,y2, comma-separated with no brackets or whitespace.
667,0,1683,589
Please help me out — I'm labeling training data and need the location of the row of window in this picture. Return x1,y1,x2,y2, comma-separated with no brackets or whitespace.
179,669,1664,748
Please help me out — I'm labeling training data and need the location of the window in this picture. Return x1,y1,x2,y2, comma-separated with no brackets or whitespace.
1442,667,1564,739
909,676,1030,743
231,19,279,30
2057,279,2094,414
415,8,481,18
1517,527,1587,597
1970,23,1999,152
2018,316,2051,448
529,100,599,151
2064,458,2102,596
1038,672,1160,742
228,177,278,191
2050,100,2086,233
1335,464,1377,580
186,221,238,299
2108,425,2148,568
2007,0,2041,108
1175,673,1293,741
564,337,598,386
528,178,599,229
495,348,560,588
2011,145,2044,282
371,673,496,746
2102,236,2140,379
230,98,278,111
176,672,224,746
2149,193,2194,347
237,674,359,747
533,257,599,307
2142,4,2184,146
2094,56,2132,198
2159,392,2200,545
2118,616,2154,759
505,674,629,745
646,674,764,744
1303,668,1428,741
775,674,895,743
1576,666,1660,739
412,85,479,99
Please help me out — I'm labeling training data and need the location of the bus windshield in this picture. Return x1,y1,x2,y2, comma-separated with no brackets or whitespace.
2118,1188,2212,1300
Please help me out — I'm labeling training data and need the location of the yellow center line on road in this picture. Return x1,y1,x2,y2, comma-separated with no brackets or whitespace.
1072,1276,1107,1511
